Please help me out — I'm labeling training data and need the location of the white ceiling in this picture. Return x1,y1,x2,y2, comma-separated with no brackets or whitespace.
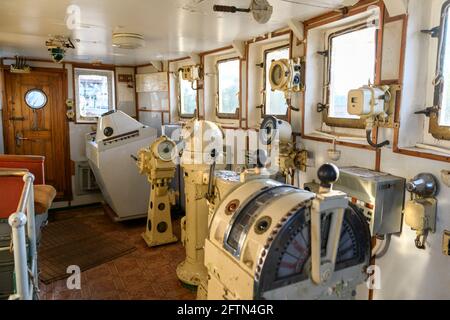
0,0,347,65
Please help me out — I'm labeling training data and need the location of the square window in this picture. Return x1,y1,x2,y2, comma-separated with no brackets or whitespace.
178,71,197,117
74,68,115,123
264,46,290,116
217,58,240,117
328,26,377,119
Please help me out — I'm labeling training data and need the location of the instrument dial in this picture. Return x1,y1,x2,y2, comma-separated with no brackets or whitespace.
157,140,175,161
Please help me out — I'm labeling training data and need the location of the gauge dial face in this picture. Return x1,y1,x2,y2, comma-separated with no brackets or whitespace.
271,64,284,87
157,140,175,161
255,203,371,298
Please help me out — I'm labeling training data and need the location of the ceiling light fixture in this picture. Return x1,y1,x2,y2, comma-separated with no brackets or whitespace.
112,33,145,49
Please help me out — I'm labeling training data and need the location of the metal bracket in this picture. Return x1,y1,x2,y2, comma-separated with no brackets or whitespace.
317,103,328,113
421,26,440,38
414,106,439,118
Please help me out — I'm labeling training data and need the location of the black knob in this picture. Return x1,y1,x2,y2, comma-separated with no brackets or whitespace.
317,163,339,188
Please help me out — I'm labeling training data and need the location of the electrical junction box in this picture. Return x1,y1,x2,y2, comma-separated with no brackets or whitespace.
180,65,202,82
443,231,450,256
404,198,437,234
334,167,406,236
347,86,386,116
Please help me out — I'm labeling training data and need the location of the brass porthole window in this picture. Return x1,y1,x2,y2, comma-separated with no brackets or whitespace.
24,89,47,110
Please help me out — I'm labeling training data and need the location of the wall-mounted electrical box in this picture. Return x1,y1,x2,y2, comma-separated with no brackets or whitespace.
179,65,203,82
404,173,439,249
443,231,450,256
347,86,388,117
334,167,406,236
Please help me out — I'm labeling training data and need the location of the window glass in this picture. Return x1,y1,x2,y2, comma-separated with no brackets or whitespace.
75,68,115,122
439,5,450,126
328,27,376,119
265,47,290,115
179,71,197,116
218,59,240,114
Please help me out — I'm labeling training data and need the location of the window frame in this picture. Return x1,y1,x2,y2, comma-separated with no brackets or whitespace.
177,69,197,119
215,57,241,120
74,67,116,124
430,0,450,140
322,23,379,129
262,44,291,120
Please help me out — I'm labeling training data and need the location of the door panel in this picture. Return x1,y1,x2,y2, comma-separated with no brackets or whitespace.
3,69,71,201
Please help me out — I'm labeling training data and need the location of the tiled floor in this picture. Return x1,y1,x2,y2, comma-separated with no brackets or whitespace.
39,205,196,300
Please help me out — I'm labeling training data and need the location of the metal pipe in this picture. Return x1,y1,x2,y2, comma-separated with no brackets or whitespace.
1,170,36,300
25,177,38,295
8,212,29,300
366,129,389,148
313,130,367,141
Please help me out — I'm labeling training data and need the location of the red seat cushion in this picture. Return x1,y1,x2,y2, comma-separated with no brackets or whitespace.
0,155,47,219
0,175,24,219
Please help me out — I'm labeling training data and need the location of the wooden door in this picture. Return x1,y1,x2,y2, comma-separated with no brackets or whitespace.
2,68,72,201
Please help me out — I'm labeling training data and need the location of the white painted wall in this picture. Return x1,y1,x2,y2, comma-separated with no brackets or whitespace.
136,64,170,136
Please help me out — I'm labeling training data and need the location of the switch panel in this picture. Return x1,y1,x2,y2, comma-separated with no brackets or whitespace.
334,167,406,236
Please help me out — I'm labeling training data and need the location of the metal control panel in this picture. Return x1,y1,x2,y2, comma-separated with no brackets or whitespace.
334,167,406,236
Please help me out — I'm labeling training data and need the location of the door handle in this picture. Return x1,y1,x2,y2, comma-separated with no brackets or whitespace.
15,132,36,146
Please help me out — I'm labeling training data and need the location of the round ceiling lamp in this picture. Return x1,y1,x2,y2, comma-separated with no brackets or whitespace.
112,33,145,49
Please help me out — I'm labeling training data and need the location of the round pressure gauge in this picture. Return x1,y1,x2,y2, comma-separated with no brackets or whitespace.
270,64,284,86
157,139,176,161
269,59,289,91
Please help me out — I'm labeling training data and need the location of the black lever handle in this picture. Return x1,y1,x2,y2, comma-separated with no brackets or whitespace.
213,5,250,13
414,107,439,118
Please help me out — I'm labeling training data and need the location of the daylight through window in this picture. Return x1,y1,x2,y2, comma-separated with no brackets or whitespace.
179,71,197,117
75,68,115,122
217,59,240,115
265,46,290,116
328,26,376,119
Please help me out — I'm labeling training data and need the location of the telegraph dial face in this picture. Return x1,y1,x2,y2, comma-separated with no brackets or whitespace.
157,140,175,161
